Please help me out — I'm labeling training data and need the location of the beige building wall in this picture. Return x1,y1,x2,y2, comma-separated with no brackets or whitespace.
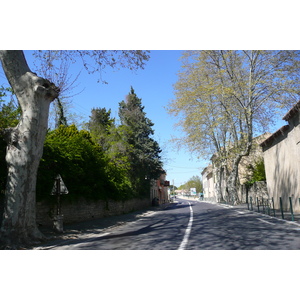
202,165,216,200
261,103,300,212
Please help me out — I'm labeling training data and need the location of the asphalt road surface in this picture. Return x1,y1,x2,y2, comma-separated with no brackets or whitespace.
36,197,300,250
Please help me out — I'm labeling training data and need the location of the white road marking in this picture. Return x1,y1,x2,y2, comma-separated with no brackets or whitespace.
258,219,274,225
178,202,193,250
217,204,231,209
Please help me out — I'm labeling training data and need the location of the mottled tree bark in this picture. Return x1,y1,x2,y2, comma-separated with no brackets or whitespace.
0,51,59,247
226,157,242,204
214,166,225,202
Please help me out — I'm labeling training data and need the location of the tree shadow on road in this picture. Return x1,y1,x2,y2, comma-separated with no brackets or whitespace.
35,202,195,249
188,207,300,250
34,202,300,250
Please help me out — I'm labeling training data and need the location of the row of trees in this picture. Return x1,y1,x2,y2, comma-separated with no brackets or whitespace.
87,87,163,197
177,175,203,194
1,87,163,203
169,51,300,202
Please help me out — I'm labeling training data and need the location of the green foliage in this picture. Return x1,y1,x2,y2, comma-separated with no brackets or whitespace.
169,185,178,195
37,125,133,202
118,87,163,196
87,107,134,196
245,159,266,187
87,88,164,199
178,175,203,193
1,84,163,203
0,86,21,129
0,87,21,193
88,107,114,148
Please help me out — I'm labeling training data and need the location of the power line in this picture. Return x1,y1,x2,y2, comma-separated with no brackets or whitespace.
166,165,202,169
169,171,201,174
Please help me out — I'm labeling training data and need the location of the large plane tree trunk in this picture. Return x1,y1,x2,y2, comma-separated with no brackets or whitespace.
0,51,59,248
214,166,225,203
226,156,242,205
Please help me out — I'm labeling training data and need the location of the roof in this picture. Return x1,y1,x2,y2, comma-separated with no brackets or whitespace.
260,100,300,149
201,164,212,175
259,125,290,148
282,100,300,121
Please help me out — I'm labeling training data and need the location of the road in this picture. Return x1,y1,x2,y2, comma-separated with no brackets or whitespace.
36,197,300,250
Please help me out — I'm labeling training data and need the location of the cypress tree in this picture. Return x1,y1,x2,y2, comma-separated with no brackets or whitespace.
118,87,163,196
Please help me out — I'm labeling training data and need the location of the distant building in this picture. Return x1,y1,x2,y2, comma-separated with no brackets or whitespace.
150,171,170,204
201,165,216,201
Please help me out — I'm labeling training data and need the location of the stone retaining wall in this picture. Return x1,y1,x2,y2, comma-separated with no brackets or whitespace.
36,197,151,226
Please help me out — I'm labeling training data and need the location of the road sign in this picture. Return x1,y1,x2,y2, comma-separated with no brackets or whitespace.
190,187,196,195
51,174,69,195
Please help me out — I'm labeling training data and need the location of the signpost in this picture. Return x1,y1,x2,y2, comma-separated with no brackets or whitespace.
51,174,68,233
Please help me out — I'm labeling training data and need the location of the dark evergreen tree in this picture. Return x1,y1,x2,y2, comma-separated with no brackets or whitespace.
118,87,163,196
88,107,114,149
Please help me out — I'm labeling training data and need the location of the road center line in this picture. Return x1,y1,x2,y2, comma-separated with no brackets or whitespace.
178,202,193,250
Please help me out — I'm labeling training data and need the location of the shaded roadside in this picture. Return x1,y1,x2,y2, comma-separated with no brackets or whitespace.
199,198,300,224
32,202,172,249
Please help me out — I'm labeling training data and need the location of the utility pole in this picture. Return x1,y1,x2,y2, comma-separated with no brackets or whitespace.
173,179,175,196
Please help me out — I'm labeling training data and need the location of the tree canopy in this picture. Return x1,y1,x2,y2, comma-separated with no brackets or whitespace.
32,50,150,84
178,175,203,193
1,87,164,205
119,87,163,195
169,50,300,202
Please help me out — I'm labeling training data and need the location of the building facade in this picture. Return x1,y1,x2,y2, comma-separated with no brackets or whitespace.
260,101,300,212
150,171,170,204
201,165,216,201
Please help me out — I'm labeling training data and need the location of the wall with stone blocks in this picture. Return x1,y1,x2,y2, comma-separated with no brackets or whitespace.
36,197,151,226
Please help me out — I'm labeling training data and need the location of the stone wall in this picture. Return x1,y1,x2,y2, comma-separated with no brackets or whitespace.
36,197,151,226
239,181,268,203
247,181,269,200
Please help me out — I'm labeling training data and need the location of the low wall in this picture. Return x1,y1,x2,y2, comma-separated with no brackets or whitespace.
240,181,268,203
36,197,151,226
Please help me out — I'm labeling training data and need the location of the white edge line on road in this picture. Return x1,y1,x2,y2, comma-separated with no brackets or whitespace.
178,202,193,250
213,202,300,228
258,218,274,226
245,209,300,228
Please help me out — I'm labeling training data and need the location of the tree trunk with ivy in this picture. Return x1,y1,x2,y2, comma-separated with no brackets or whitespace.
0,51,59,248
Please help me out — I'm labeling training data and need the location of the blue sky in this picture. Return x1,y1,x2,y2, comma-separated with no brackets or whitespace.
0,50,295,188
17,50,207,188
